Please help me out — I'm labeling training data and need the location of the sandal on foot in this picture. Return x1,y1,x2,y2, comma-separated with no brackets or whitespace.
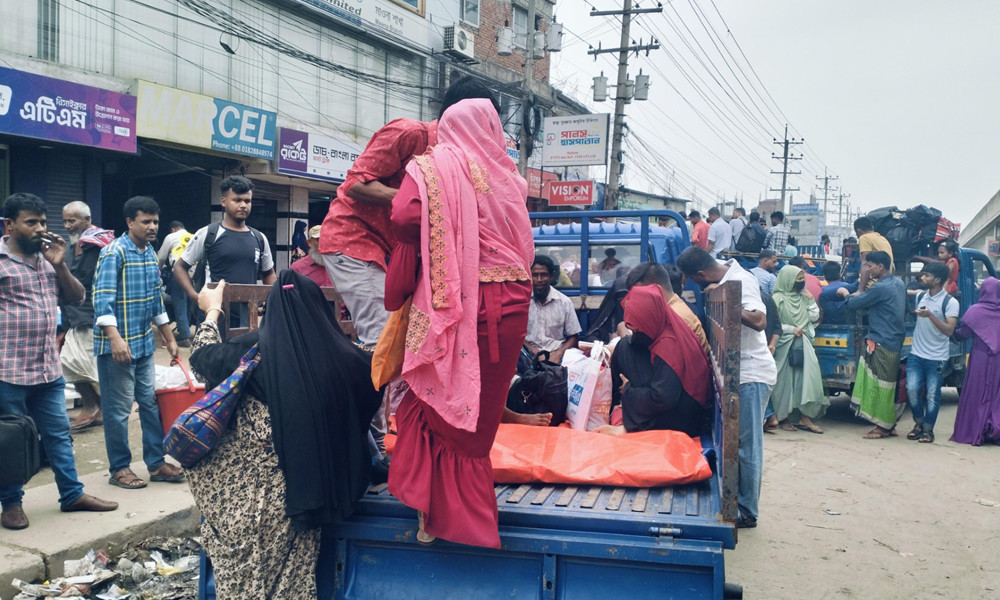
149,464,185,483
416,512,437,545
779,423,798,432
907,424,923,440
863,427,893,440
109,468,147,489
796,422,824,434
918,430,934,444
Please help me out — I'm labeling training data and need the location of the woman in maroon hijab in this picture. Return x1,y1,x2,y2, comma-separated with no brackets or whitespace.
599,285,712,437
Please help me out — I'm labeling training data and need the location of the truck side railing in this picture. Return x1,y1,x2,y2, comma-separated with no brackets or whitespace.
705,280,742,528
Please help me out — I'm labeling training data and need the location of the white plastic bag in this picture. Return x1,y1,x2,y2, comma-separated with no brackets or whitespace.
565,355,600,431
588,363,613,430
154,364,189,391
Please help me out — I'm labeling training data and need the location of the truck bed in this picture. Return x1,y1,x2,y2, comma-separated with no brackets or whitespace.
320,452,734,600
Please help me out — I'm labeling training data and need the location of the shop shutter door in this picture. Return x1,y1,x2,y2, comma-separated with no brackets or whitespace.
45,154,85,240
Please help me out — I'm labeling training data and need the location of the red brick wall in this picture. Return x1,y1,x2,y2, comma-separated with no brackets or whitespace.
471,0,551,83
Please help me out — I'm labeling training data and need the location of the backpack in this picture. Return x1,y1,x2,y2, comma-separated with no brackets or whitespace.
191,223,266,291
506,351,569,426
916,291,962,344
734,217,757,252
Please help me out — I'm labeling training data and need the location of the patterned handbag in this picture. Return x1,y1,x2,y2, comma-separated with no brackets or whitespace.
164,344,261,469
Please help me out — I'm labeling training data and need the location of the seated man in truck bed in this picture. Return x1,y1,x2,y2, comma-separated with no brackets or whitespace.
599,285,712,437
526,255,582,364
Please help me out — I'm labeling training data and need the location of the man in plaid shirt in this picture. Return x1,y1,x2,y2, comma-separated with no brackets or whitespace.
763,211,790,254
0,193,118,530
93,196,184,490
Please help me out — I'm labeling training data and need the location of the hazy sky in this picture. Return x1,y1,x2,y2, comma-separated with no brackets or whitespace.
550,0,999,230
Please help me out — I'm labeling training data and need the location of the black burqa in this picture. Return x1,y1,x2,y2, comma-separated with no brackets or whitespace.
190,270,382,529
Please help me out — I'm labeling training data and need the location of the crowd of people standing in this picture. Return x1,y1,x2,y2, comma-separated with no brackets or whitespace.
3,73,999,600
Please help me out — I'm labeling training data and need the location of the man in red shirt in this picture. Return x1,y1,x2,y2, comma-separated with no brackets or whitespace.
319,76,500,347
688,210,709,249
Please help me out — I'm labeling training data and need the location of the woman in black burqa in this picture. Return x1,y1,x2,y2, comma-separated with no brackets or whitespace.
187,270,381,599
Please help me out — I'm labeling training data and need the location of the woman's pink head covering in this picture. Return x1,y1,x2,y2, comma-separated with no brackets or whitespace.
402,98,532,431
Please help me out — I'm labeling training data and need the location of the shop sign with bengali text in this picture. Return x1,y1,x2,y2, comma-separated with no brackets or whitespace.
546,180,595,206
276,127,363,183
136,81,276,160
541,113,609,167
291,0,430,50
0,66,137,153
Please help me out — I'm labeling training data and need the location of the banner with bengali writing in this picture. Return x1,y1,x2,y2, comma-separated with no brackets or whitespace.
0,66,137,153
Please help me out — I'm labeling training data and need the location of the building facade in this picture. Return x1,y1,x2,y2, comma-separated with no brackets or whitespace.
1,0,584,267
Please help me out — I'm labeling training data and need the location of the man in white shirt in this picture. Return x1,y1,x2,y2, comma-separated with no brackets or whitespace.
730,207,748,251
526,255,582,364
905,262,959,444
677,246,776,529
705,207,732,259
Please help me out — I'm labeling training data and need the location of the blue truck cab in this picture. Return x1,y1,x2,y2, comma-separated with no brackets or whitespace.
531,209,702,332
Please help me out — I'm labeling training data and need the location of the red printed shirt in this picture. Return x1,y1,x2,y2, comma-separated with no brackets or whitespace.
319,118,437,270
0,237,64,385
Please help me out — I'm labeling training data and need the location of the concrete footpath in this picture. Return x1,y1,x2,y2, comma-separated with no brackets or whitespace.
0,463,200,599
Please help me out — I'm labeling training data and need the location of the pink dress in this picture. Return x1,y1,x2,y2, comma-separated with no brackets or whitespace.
387,175,530,549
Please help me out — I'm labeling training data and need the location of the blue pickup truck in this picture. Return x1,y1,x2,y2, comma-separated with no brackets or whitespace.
813,245,997,395
308,210,744,600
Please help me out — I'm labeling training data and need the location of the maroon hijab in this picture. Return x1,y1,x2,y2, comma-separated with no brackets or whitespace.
623,285,712,408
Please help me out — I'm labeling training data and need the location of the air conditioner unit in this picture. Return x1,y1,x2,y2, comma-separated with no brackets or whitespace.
443,25,476,60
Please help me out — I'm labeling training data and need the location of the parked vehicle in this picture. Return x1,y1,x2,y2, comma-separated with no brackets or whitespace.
314,210,745,600
813,244,997,395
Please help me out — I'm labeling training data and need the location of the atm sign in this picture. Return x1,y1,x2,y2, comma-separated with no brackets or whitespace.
546,180,595,206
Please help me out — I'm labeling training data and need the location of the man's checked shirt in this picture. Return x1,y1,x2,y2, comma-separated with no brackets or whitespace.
0,236,70,385
93,234,169,359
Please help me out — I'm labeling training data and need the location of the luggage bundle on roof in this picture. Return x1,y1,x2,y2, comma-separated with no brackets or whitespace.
865,204,956,260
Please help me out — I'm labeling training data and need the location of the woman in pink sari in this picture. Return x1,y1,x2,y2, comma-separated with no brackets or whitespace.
385,98,534,548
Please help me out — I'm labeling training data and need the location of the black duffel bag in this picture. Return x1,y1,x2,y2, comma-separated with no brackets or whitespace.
0,414,41,487
507,350,568,426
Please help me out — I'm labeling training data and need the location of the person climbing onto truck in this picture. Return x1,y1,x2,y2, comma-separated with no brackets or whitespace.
677,246,775,529
837,251,906,439
905,262,959,444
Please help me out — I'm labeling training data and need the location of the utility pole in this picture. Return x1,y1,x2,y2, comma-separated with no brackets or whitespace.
837,192,851,233
769,124,803,214
588,1,661,210
816,167,838,234
517,0,539,177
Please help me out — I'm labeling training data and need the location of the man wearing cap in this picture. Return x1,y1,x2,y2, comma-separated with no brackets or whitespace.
289,225,332,287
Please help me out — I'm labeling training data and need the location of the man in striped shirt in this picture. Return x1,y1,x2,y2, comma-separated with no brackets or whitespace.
93,196,184,490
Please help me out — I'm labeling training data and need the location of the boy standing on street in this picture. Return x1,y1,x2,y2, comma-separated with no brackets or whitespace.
94,196,184,490
0,193,118,530
906,262,959,444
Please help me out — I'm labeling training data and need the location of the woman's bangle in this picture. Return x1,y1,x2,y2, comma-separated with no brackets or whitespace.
206,307,225,321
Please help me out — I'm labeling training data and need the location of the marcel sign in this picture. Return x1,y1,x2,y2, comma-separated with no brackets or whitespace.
137,81,276,160
546,180,596,206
